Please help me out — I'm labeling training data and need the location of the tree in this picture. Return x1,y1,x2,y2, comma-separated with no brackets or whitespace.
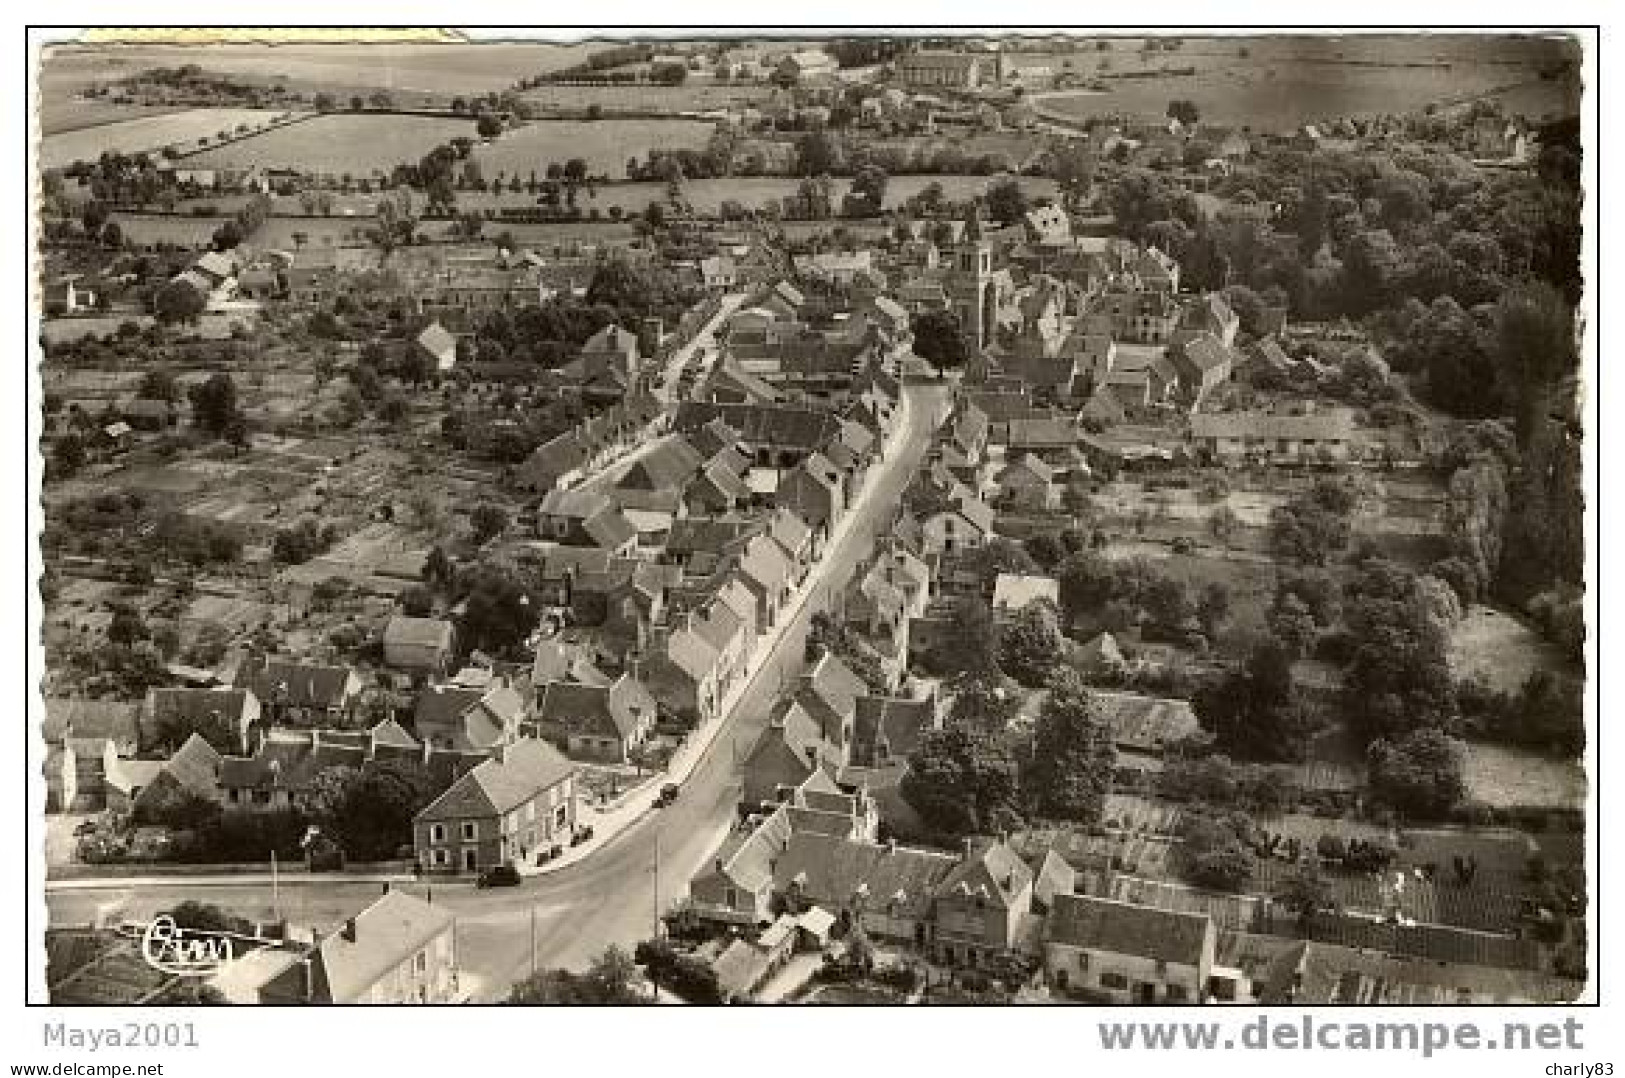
938,594,1000,677
475,113,503,139
849,164,888,213
1275,863,1338,934
1166,99,1201,126
794,129,841,177
1023,670,1116,823
1195,641,1323,762
910,309,967,372
1367,727,1467,820
188,373,243,437
509,946,646,1004
1340,560,1458,742
985,178,1029,226
137,369,181,403
902,726,1023,838
470,502,509,545
1175,812,1254,891
154,279,207,324
50,433,86,478
307,761,439,861
946,674,1019,735
107,605,148,647
998,602,1064,688
456,564,540,658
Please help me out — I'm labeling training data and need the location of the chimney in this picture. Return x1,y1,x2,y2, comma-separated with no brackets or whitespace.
341,918,357,943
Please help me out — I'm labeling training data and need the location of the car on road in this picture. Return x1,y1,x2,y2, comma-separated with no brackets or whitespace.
655,783,681,808
476,864,522,888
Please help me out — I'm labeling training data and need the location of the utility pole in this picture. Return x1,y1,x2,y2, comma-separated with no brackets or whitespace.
270,849,280,922
529,905,537,978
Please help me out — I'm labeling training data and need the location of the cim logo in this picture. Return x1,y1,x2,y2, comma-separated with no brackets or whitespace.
137,915,237,978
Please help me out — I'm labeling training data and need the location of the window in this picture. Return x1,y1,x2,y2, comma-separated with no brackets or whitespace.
414,951,427,974
554,804,568,830
1100,971,1129,991
430,823,446,843
461,822,477,841
1166,984,1188,1002
431,848,449,867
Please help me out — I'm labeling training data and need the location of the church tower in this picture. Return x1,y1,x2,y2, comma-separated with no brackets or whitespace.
951,206,995,350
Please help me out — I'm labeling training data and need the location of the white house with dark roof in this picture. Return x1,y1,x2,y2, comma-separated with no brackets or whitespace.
1044,892,1216,1003
250,889,460,1004
382,617,456,676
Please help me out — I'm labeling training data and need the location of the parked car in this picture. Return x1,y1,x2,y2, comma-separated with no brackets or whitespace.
571,824,596,846
548,843,563,860
476,864,522,888
536,847,555,865
655,783,681,808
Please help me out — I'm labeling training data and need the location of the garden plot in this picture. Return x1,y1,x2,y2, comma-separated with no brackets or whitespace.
473,119,714,179
1449,605,1565,694
1463,743,1587,811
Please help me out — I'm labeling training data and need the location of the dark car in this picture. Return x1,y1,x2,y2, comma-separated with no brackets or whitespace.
476,864,522,888
571,824,596,846
655,783,681,808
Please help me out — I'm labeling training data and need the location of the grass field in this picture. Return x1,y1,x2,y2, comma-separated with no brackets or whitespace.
517,81,778,115
1034,33,1578,131
1448,605,1565,694
473,119,716,179
43,42,604,97
40,108,294,170
180,112,475,176
1463,742,1587,810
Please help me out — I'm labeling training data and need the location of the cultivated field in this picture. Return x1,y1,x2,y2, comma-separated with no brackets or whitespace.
43,42,604,97
40,108,294,170
473,119,716,178
517,81,778,115
180,112,475,175
1035,34,1579,130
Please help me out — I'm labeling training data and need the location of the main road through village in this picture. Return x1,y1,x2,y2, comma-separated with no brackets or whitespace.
45,382,951,1001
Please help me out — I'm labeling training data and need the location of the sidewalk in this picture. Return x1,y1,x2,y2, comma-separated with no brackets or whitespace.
46,870,414,892
523,388,915,878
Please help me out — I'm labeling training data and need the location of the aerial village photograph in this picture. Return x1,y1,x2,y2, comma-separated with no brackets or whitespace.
28,27,1591,1009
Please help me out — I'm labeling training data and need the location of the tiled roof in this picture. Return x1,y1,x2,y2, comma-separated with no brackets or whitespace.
773,832,957,920
417,738,575,822
938,838,1033,910
309,890,454,1004
1046,892,1212,965
850,696,936,768
383,617,454,651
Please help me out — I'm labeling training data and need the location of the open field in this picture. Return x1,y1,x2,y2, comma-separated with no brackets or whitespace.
1463,742,1587,810
1449,604,1566,694
43,42,605,97
40,108,293,170
473,119,716,178
517,81,778,114
1035,34,1578,130
181,112,475,175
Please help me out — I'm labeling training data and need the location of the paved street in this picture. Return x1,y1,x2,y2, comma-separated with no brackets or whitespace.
47,381,949,1001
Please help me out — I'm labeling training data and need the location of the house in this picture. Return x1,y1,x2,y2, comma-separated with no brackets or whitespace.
44,699,140,813
120,398,180,432
734,535,795,629
766,509,814,583
1188,408,1354,464
382,617,456,676
776,49,838,83
414,738,578,874
1101,348,1179,409
776,454,845,548
897,50,989,89
1180,293,1240,348
515,430,591,494
994,453,1059,511
43,275,95,315
1168,332,1237,404
106,733,224,816
1241,336,1297,381
929,838,1035,966
920,494,995,556
578,323,642,402
415,321,458,373
992,573,1059,616
689,769,879,924
643,623,722,729
252,889,460,1004
533,673,658,764
1089,689,1201,770
217,728,371,812
849,695,938,770
1023,203,1072,245
537,490,639,554
412,675,526,752
1044,893,1216,1003
237,657,361,726
777,831,959,947
795,651,868,757
145,688,263,756
741,699,839,808
1074,631,1127,680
